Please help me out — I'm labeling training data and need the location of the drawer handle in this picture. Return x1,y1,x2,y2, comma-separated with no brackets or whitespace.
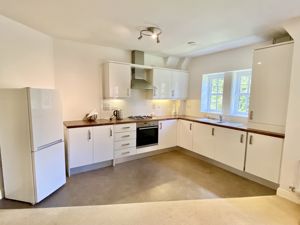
189,123,192,131
211,128,215,136
121,143,130,146
122,127,130,129
88,130,92,140
240,134,244,143
122,151,130,155
122,135,130,138
249,135,253,145
110,128,113,137
249,111,254,120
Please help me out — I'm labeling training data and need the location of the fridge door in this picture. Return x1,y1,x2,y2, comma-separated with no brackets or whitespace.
27,88,64,151
32,141,66,203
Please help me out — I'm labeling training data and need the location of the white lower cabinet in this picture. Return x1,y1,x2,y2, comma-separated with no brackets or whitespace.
245,133,283,183
215,127,247,170
93,126,114,163
192,123,215,158
158,120,177,149
68,127,94,168
177,120,193,150
67,125,113,169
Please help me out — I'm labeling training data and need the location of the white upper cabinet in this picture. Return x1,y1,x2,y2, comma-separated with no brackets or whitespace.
158,120,177,149
192,123,216,159
171,70,189,99
214,127,247,170
151,68,189,99
177,120,193,151
248,42,293,129
104,62,131,98
245,133,283,183
151,68,172,99
93,125,114,163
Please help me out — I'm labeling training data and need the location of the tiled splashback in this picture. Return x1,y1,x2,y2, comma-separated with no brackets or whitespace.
100,90,185,119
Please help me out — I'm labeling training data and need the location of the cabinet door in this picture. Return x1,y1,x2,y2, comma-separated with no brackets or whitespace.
159,120,177,149
177,120,193,150
93,125,114,163
152,68,172,99
171,71,188,99
105,63,131,98
215,127,246,170
249,43,293,127
192,123,215,159
245,133,283,183
68,127,93,168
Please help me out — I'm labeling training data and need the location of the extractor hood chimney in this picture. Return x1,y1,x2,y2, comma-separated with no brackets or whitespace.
131,51,153,90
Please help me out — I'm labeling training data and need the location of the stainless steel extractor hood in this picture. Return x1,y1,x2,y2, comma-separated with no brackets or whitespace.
131,51,153,90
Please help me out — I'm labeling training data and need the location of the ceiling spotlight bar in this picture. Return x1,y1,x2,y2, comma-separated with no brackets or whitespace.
138,26,162,44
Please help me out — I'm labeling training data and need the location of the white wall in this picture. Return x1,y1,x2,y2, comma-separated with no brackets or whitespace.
0,15,54,88
54,39,175,121
277,18,300,204
186,42,270,122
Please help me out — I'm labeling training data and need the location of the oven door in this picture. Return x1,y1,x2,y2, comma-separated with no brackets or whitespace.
136,126,158,148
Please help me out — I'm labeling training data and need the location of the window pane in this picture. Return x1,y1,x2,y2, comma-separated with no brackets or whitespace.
240,84,248,93
217,95,223,112
218,79,224,93
210,95,217,110
238,96,247,113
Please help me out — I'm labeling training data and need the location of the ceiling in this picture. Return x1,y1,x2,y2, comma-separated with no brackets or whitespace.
1,0,300,57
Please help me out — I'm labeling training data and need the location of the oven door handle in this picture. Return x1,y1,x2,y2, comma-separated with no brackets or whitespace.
137,126,158,130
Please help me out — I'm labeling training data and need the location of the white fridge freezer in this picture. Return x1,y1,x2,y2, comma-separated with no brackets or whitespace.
0,88,66,204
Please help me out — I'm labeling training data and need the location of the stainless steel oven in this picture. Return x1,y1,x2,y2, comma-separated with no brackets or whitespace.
136,121,159,148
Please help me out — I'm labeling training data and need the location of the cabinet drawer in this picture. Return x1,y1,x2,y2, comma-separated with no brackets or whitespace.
114,139,136,150
114,131,136,141
114,123,136,133
114,148,137,158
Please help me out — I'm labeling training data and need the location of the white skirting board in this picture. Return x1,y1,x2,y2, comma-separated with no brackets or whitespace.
277,187,300,204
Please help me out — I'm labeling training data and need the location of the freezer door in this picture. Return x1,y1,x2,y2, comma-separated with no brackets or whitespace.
32,141,66,203
28,88,64,151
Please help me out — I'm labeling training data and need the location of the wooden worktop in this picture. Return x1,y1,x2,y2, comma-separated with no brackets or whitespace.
64,115,285,138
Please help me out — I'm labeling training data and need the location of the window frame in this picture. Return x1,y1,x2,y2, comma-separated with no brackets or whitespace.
201,73,224,114
231,69,252,117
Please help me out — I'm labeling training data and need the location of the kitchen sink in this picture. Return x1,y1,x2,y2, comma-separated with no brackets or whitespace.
198,118,243,127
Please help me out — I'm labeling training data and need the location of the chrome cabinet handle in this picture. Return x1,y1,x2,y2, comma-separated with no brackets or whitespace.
249,111,254,120
249,135,253,145
122,151,130,155
110,128,113,137
160,122,162,130
189,123,192,131
212,128,215,136
122,135,130,138
240,134,244,143
88,130,91,140
122,127,130,129
153,86,158,96
121,143,130,147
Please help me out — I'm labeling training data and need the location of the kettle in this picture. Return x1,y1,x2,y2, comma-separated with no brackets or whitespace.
111,109,123,120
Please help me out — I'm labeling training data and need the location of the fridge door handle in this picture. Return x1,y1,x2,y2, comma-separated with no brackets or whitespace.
36,139,63,151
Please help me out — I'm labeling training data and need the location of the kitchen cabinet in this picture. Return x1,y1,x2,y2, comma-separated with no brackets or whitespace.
171,70,189,99
67,125,114,169
248,42,293,129
68,127,94,168
177,120,193,150
113,123,137,159
93,125,114,163
245,133,283,183
159,120,177,149
192,123,215,159
151,68,172,99
104,62,131,98
215,127,247,170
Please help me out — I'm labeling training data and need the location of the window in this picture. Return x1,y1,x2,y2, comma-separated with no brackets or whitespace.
201,73,224,113
232,70,252,116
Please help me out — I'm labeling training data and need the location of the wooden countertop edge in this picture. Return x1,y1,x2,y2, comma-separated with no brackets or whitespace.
64,116,285,139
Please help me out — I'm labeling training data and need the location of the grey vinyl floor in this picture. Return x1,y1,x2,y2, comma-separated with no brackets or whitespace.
0,149,275,209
